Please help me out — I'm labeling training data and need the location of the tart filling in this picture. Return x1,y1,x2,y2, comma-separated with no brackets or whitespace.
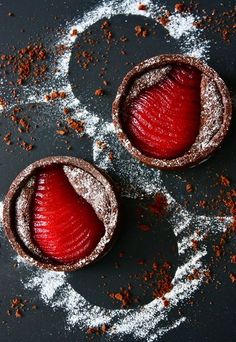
3,157,119,271
112,55,232,169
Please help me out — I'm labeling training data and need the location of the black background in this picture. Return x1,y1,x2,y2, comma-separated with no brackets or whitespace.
0,0,235,341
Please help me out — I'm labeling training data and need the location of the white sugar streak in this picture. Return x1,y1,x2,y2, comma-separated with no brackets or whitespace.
166,12,210,59
0,0,229,340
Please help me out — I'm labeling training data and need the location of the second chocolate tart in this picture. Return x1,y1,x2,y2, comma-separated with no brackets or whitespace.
3,156,119,272
112,54,232,169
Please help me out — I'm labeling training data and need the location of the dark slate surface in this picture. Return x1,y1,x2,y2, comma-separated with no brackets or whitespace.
0,0,235,341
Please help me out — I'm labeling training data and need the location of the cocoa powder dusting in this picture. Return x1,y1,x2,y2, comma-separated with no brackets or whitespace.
87,323,109,336
138,4,148,11
95,88,104,96
109,285,134,308
229,273,236,283
45,91,67,101
66,117,85,133
134,25,149,37
175,3,185,12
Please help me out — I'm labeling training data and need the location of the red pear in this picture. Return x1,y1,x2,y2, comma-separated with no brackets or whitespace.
125,65,201,159
31,166,105,263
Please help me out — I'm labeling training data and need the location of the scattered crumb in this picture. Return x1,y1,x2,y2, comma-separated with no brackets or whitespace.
175,3,185,12
229,273,236,283
67,117,84,133
138,3,148,11
135,25,149,37
95,88,104,96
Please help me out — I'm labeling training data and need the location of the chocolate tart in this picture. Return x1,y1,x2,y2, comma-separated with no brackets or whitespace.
112,54,232,169
3,156,119,272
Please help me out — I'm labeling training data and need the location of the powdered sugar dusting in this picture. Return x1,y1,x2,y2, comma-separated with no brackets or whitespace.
8,204,231,341
197,75,224,149
166,12,210,59
0,0,231,340
127,66,172,101
167,13,196,39
63,165,113,226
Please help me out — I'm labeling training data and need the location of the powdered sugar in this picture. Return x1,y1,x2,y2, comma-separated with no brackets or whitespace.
0,0,231,340
197,76,224,149
127,66,172,101
166,12,210,59
167,13,196,39
7,203,231,341
63,165,114,226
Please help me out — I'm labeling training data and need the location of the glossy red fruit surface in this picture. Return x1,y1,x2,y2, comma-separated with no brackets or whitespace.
124,65,201,159
31,166,105,263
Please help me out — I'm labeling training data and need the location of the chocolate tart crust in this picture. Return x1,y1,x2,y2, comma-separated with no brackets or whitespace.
112,54,232,170
3,156,119,272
